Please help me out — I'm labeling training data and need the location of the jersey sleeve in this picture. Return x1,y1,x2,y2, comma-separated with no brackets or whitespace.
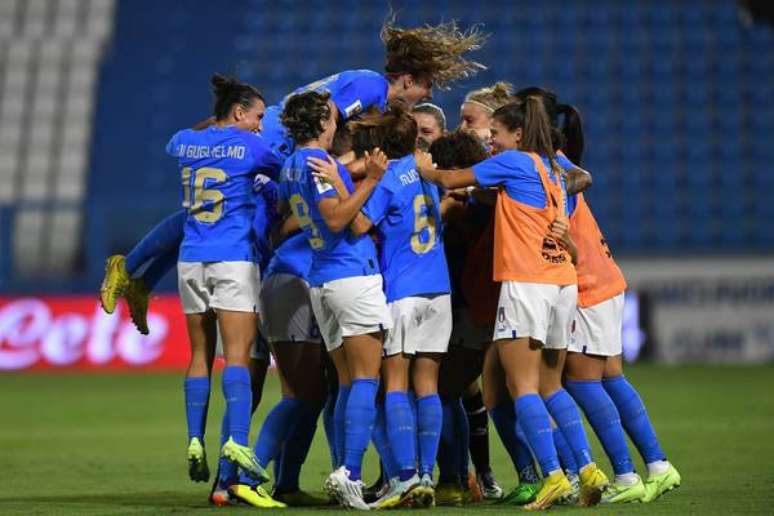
471,151,532,188
332,73,389,120
555,154,575,171
165,130,183,157
242,133,283,179
361,176,395,226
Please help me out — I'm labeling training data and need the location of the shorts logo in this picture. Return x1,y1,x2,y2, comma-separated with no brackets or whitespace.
313,176,334,194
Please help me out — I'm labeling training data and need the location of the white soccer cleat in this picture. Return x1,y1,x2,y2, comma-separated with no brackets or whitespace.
324,466,370,510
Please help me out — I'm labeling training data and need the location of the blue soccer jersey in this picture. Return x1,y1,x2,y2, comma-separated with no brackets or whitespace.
362,155,450,302
279,147,379,287
252,174,280,271
166,126,281,262
264,232,313,281
262,70,389,161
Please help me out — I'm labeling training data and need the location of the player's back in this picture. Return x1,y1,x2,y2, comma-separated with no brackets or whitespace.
363,154,450,302
167,125,265,263
280,147,379,287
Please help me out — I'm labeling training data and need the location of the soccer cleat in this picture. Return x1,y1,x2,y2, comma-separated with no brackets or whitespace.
100,255,130,314
187,437,210,482
229,483,287,508
221,437,270,482
324,466,369,510
478,471,504,500
368,474,434,510
497,482,539,505
557,471,580,506
642,464,681,503
273,490,328,507
578,463,609,507
126,277,150,335
524,470,573,511
434,481,465,507
209,488,236,507
602,475,646,503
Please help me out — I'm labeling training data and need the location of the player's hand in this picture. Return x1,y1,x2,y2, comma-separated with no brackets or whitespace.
364,148,388,182
549,217,571,247
308,155,345,191
414,149,436,176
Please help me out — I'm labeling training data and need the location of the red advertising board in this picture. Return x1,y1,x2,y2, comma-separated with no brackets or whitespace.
0,295,190,371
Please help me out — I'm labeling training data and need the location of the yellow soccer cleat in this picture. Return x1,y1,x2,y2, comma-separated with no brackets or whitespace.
100,255,130,314
524,470,573,511
229,483,286,508
578,463,609,507
187,437,210,482
435,481,465,507
601,474,646,504
126,277,150,335
221,437,270,482
642,463,681,503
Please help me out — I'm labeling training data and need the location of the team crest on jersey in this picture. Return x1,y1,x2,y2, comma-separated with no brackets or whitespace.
313,175,334,194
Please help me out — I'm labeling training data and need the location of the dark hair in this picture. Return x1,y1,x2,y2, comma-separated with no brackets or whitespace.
429,129,488,169
514,86,584,165
349,106,418,159
210,74,264,121
280,91,333,144
493,98,558,164
412,102,447,132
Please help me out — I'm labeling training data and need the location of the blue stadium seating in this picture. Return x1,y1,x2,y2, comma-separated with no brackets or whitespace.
82,0,774,290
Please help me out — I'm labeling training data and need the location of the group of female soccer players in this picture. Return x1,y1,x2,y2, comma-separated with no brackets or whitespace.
100,17,681,511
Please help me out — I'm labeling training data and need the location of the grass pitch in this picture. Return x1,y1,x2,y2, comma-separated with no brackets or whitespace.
1,364,773,514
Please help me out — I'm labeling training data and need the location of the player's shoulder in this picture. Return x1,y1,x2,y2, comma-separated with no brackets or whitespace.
338,69,384,82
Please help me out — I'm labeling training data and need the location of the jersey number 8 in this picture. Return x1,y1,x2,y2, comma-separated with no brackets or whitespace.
411,194,437,254
182,167,227,223
290,193,325,250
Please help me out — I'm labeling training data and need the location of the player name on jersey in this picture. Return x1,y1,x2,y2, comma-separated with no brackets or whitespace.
173,143,247,160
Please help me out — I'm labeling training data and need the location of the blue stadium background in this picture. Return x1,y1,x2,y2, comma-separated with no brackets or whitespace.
3,0,773,293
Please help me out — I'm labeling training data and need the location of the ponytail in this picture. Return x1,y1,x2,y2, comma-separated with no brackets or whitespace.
520,96,556,161
210,73,264,121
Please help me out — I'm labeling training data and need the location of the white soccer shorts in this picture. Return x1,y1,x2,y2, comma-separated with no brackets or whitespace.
493,281,578,349
177,261,260,314
260,273,321,344
383,294,452,356
309,274,393,352
568,293,624,357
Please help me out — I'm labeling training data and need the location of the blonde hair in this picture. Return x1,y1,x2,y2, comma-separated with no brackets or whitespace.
463,82,514,113
381,16,488,90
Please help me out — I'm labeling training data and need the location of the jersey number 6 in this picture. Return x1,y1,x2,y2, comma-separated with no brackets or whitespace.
182,167,227,223
411,194,437,254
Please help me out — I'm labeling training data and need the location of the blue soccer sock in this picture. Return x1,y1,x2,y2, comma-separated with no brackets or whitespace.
604,375,666,465
416,394,442,478
544,389,593,470
515,422,540,483
125,210,186,276
553,426,578,475
385,391,417,481
438,397,461,484
184,376,210,441
221,366,252,446
372,402,400,480
566,379,634,475
275,400,321,494
142,246,179,291
491,402,536,476
343,379,379,481
323,392,337,468
333,385,351,468
515,394,561,476
253,397,304,468
217,410,238,488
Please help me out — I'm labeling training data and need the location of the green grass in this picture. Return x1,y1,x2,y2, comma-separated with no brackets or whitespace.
1,365,773,514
